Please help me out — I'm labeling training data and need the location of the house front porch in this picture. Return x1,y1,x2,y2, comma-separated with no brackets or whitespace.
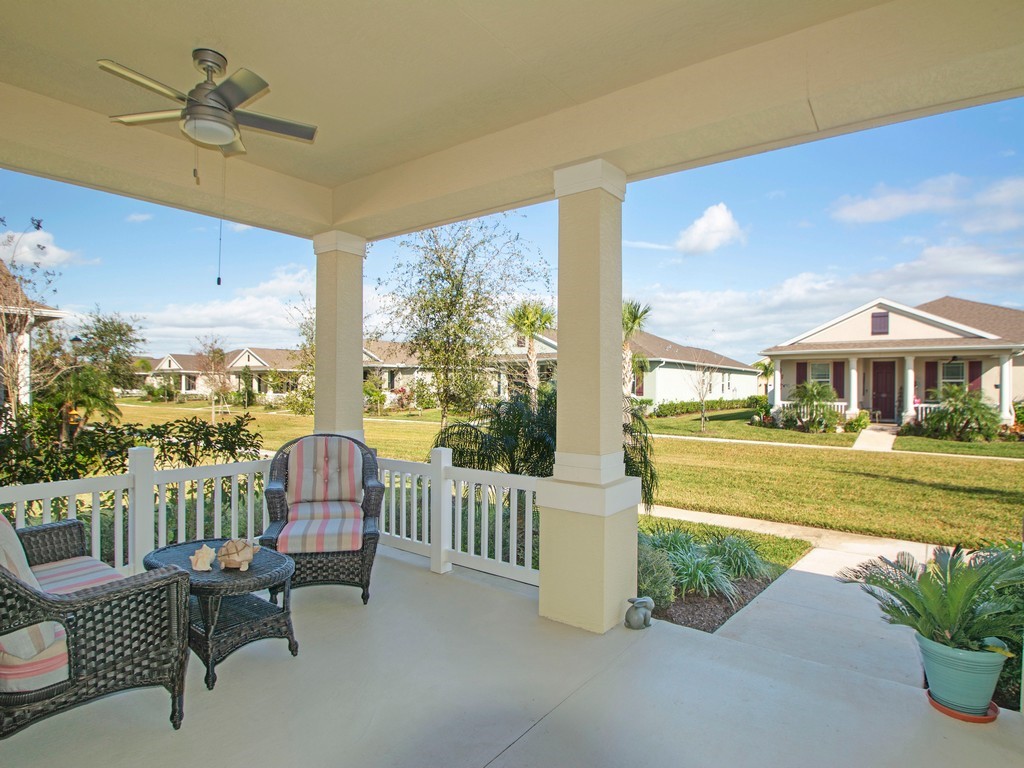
3,544,1022,768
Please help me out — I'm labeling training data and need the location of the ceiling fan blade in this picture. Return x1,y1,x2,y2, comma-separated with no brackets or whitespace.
235,110,317,142
220,137,247,157
210,69,269,110
111,109,182,125
98,59,187,103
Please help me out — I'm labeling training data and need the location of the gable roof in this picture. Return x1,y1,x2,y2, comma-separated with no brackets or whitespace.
227,347,301,370
533,329,754,371
761,296,1023,356
915,297,1024,343
0,260,64,319
363,340,420,367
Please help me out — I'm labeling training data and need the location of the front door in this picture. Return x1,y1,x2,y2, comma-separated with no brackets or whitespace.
872,361,896,421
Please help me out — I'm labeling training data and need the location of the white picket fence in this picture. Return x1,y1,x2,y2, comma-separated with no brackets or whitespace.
914,403,941,422
0,447,540,586
777,401,848,418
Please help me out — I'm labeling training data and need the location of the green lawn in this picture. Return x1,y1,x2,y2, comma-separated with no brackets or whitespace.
893,435,1024,459
115,399,1022,546
653,438,1022,547
649,409,858,447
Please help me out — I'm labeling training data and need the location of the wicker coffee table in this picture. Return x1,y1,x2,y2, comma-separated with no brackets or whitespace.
143,539,298,689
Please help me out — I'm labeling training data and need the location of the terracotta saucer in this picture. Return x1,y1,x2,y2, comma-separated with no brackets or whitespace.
926,691,999,723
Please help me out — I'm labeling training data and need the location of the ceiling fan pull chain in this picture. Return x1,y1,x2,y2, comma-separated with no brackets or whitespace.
193,136,200,185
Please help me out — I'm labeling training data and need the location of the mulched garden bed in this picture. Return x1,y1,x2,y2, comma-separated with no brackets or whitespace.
653,577,771,633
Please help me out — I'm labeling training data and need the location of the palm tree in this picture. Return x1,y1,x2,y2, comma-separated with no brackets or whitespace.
506,300,555,408
753,359,775,396
622,299,652,399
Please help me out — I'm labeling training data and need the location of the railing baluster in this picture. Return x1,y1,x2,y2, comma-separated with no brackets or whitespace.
90,492,101,559
468,483,477,556
495,486,504,563
454,479,464,553
230,476,239,539
114,490,124,568
213,478,222,539
420,473,429,544
196,478,206,540
400,472,408,539
157,483,167,547
246,472,255,539
15,499,25,528
525,491,535,570
510,489,519,567
176,481,187,543
67,494,77,520
389,471,397,536
480,484,490,559
42,497,52,524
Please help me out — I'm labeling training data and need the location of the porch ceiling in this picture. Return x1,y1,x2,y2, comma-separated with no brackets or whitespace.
1,1,1022,240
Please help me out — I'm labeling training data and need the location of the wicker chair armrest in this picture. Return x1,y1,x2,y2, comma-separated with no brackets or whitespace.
361,477,384,519
17,520,88,566
266,480,289,523
363,514,379,539
259,520,286,548
44,565,189,607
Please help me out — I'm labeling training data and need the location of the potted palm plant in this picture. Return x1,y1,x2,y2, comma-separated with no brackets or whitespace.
838,545,1024,721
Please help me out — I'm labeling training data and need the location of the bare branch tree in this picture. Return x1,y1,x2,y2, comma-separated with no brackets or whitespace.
690,352,721,434
193,335,232,423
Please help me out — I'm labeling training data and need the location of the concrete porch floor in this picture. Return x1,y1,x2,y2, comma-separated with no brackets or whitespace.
4,546,1022,768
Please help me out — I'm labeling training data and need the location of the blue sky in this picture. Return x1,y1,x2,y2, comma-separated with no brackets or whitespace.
1,97,1022,364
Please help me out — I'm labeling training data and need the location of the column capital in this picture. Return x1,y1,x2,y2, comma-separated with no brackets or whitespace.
313,230,366,257
553,159,626,201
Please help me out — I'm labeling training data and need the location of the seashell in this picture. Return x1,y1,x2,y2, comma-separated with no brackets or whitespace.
217,538,261,571
189,544,217,571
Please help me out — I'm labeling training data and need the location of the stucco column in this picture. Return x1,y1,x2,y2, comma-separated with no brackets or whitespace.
313,230,367,441
847,358,859,416
16,328,32,406
998,354,1014,424
903,355,916,423
771,362,782,406
536,159,639,634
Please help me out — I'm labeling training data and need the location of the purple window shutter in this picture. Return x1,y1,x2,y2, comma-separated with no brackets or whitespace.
832,361,845,399
924,362,938,396
796,362,807,385
968,360,982,391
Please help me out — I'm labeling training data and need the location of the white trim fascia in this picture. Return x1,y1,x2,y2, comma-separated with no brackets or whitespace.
313,230,367,257
553,159,626,201
226,348,269,370
766,342,1023,357
650,357,757,374
778,297,999,347
362,347,383,363
154,355,179,371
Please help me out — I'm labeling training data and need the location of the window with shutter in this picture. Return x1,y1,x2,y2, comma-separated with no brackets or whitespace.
968,360,982,391
832,361,845,399
796,362,808,385
871,312,889,335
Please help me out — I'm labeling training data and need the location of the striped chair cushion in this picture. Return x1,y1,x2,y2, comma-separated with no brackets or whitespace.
0,515,58,659
289,500,363,522
277,516,363,554
0,627,68,693
286,436,364,505
33,556,124,594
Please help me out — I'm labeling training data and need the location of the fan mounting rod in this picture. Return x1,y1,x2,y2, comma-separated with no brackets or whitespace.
192,49,227,79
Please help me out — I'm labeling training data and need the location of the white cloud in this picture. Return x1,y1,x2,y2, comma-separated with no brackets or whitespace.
674,203,745,254
831,174,966,223
623,240,673,251
244,264,314,298
230,223,253,233
0,228,86,267
125,213,153,223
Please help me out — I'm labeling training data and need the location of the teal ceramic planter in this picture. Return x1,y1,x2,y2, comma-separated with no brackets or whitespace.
916,634,1006,716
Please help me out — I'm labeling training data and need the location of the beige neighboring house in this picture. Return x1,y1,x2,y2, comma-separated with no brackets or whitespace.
363,340,422,400
0,260,67,406
146,353,208,395
226,348,301,398
498,329,758,403
761,296,1024,425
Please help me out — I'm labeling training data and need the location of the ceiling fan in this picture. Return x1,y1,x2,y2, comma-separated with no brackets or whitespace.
98,48,317,156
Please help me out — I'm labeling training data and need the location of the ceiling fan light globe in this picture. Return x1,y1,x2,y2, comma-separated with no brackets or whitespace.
181,114,238,147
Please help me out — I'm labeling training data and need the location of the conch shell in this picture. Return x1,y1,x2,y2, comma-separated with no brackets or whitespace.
189,543,217,571
217,538,261,571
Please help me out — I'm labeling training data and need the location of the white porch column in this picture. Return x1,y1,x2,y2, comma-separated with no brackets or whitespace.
847,358,859,416
998,354,1014,424
313,230,367,441
536,159,639,634
16,328,32,406
903,355,916,423
771,362,782,406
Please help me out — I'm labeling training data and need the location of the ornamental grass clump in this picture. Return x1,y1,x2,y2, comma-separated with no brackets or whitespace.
703,533,772,580
668,549,739,606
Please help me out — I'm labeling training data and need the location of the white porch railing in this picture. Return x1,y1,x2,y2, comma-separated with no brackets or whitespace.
1,446,540,586
378,448,540,586
914,403,940,421
777,401,848,418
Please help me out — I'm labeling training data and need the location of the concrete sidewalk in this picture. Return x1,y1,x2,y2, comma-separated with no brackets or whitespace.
852,423,898,452
651,506,938,687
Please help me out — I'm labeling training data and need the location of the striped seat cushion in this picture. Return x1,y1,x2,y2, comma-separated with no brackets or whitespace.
277,516,363,554
287,436,364,505
0,515,58,659
290,500,363,522
33,556,124,594
0,627,68,693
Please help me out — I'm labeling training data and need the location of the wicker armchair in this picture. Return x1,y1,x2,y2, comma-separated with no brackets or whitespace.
261,434,383,604
1,520,190,738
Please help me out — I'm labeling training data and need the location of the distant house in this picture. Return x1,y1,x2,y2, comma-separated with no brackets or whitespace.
0,261,66,405
362,340,421,391
499,329,758,404
761,296,1024,424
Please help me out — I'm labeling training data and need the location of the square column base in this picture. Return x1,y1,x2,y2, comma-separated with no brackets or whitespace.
536,476,639,634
